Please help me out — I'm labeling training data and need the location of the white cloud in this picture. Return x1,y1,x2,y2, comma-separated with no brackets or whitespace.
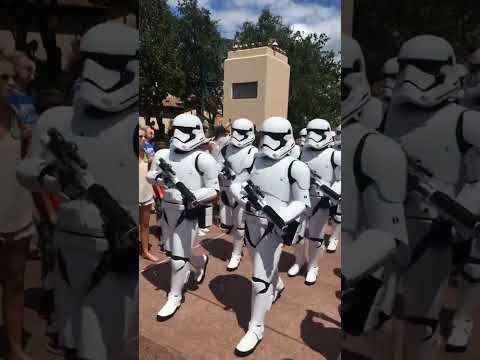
210,8,260,37
169,0,340,52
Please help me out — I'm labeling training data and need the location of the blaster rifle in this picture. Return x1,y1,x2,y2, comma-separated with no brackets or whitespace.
44,127,138,274
158,158,198,208
408,160,480,239
244,180,286,230
220,159,236,181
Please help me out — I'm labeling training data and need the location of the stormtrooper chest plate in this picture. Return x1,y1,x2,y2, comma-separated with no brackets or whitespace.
224,145,254,175
387,104,465,187
249,155,295,203
165,150,204,190
302,147,336,187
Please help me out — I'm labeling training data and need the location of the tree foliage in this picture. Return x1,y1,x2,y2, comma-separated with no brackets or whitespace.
140,0,185,113
235,9,340,130
176,0,226,122
354,0,480,83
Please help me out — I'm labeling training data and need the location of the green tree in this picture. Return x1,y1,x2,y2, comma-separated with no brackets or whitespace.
235,9,341,130
140,0,185,117
176,0,226,124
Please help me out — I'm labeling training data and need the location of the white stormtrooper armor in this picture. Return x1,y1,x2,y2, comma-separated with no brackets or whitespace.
384,35,480,359
218,118,257,271
147,113,219,320
16,22,139,360
340,36,410,360
230,117,310,356
288,118,340,284
382,57,399,100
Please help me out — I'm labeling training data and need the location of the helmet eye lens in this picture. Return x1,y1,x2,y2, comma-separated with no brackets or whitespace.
173,126,197,134
262,131,287,141
307,129,328,136
232,128,249,136
82,52,137,71
398,59,446,75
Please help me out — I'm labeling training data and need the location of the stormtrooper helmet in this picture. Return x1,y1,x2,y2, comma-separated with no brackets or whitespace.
382,57,399,99
305,118,333,150
170,113,206,152
230,118,255,148
259,117,295,160
75,22,139,114
298,128,307,146
341,35,371,125
393,35,460,108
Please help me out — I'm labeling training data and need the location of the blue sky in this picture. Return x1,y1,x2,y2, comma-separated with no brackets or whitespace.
167,0,341,52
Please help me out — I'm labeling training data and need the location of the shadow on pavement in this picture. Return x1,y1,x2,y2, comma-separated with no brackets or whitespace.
301,310,341,360
209,274,251,332
24,287,46,316
278,250,296,274
201,237,232,262
142,261,171,295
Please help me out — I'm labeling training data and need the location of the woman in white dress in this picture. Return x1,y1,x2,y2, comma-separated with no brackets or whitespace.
0,54,35,360
139,126,158,262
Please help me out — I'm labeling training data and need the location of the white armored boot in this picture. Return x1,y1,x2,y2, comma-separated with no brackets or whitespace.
288,240,306,277
272,274,285,304
227,228,244,271
327,223,340,253
446,277,480,352
305,239,323,285
235,278,272,355
191,254,209,284
157,259,189,320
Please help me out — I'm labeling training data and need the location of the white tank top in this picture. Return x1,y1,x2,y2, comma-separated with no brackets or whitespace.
139,156,154,204
0,131,34,233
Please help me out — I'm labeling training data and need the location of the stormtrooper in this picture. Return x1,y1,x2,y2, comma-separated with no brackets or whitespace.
328,124,342,253
290,127,307,159
218,118,257,271
16,22,139,360
287,118,340,285
383,35,480,359
340,34,410,360
230,116,311,355
147,113,219,320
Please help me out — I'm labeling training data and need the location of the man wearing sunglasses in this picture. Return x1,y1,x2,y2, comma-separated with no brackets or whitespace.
218,118,257,271
231,116,311,355
148,113,219,321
